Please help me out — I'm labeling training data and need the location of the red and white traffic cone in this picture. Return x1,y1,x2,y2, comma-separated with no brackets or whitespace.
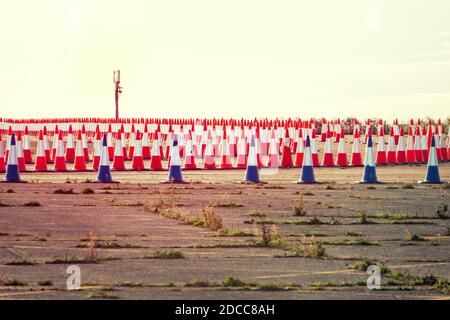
386,127,397,164
73,131,87,171
405,126,416,163
34,131,48,171
320,119,327,142
434,126,443,161
128,124,136,159
51,125,59,161
321,129,334,167
294,129,304,167
183,130,197,169
150,132,163,170
92,131,102,171
107,124,114,161
53,132,67,172
267,130,279,168
350,129,363,166
81,125,90,162
4,126,12,162
0,133,5,172
43,126,51,163
414,125,424,163
219,128,233,169
335,127,347,167
236,130,247,169
131,131,145,170
66,125,75,162
112,130,126,171
421,125,429,162
310,130,320,167
229,125,237,157
393,119,400,145
280,128,293,168
396,126,406,164
142,124,151,160
203,130,216,169
22,126,32,164
16,133,26,172
440,126,448,161
375,128,387,165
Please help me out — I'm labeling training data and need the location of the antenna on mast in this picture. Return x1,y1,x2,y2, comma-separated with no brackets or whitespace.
113,70,122,119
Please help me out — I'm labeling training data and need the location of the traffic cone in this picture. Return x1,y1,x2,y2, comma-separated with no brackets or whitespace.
128,124,136,159
81,125,90,162
96,135,115,183
121,127,128,160
150,132,164,170
350,129,363,166
92,131,102,171
16,133,26,172
219,128,233,169
280,128,294,168
229,125,237,157
22,126,32,164
296,135,317,184
53,132,67,171
320,120,327,142
267,130,279,168
393,119,400,145
243,135,260,183
0,133,5,172
34,131,48,171
51,125,59,161
163,134,187,183
405,126,416,163
414,125,424,162
183,130,197,169
434,126,442,161
335,127,348,167
2,134,25,183
142,124,151,160
112,130,126,171
396,126,406,164
375,129,386,165
131,131,145,170
203,130,216,169
321,129,334,167
73,131,87,171
294,129,304,167
66,125,75,162
359,135,379,183
42,126,51,163
440,127,448,161
236,129,247,169
107,124,114,160
419,136,441,184
421,125,429,162
310,130,319,167
386,127,396,164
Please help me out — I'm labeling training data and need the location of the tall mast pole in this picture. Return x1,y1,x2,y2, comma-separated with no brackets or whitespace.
113,70,122,120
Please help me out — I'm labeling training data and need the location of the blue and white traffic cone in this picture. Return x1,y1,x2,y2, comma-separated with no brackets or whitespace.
2,134,25,183
419,136,441,184
243,134,260,183
359,135,380,183
163,134,187,183
296,135,318,183
95,135,115,183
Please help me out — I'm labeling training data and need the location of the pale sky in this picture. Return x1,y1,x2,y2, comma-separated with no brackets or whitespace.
1,0,450,120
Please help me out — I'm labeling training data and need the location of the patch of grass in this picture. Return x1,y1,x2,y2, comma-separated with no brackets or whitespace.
325,185,336,190
305,231,327,237
86,290,119,299
38,280,53,286
82,187,95,194
45,255,120,264
385,186,399,190
116,281,144,287
351,258,391,274
6,258,37,266
257,282,285,291
303,191,314,196
366,186,376,190
293,194,306,216
295,217,325,225
222,277,248,288
436,203,449,219
76,242,143,249
220,229,254,237
244,210,266,218
405,232,426,242
209,201,243,208
255,224,287,248
310,280,366,288
112,201,144,207
23,201,41,207
53,188,75,194
320,239,379,246
5,189,15,193
402,183,416,189
203,206,224,231
185,280,215,287
2,278,28,286
143,249,185,259
280,240,327,259
345,231,363,237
